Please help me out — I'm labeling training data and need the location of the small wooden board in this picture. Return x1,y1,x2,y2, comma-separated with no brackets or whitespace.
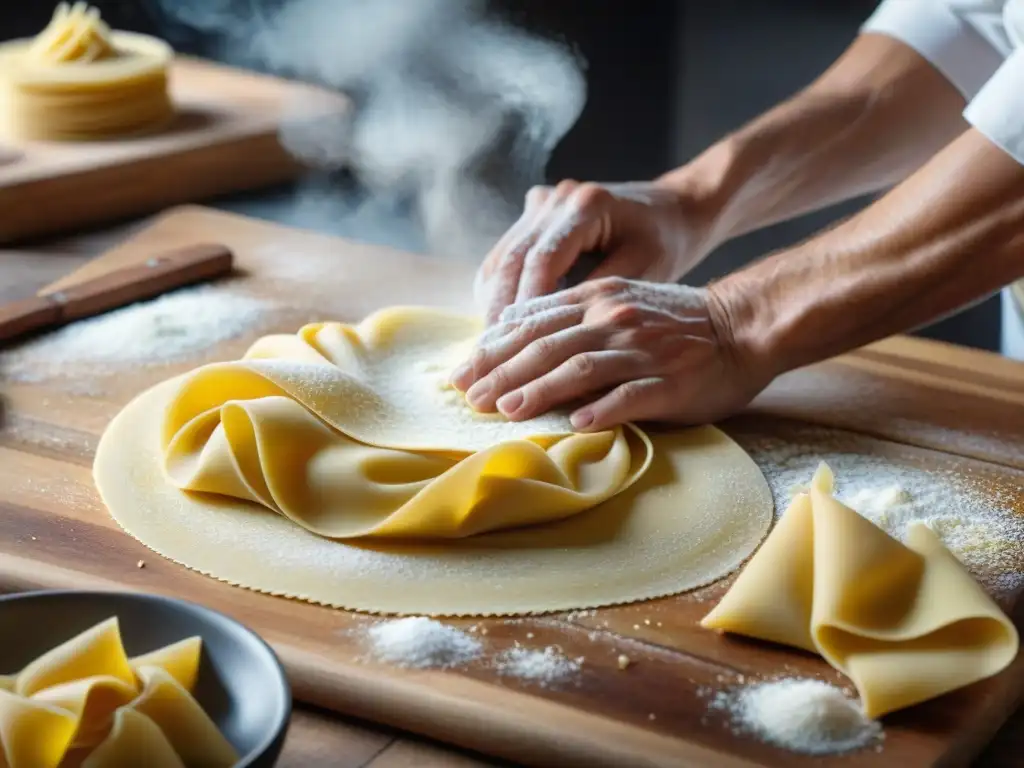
1,206,1023,767
0,58,341,244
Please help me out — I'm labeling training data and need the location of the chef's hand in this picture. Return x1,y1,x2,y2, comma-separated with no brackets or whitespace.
450,278,766,431
473,181,714,325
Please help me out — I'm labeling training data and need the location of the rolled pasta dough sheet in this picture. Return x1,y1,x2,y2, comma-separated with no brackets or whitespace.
94,309,774,615
0,617,234,768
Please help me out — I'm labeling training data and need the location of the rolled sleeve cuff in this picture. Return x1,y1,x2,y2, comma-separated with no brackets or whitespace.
964,47,1024,166
862,0,1005,101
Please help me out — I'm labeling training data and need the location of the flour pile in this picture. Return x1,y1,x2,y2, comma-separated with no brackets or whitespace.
711,678,882,755
364,617,482,669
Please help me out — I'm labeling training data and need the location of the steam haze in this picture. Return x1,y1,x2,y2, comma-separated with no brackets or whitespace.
151,0,587,260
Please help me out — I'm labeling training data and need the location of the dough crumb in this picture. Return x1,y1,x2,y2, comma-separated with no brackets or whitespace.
365,617,482,669
710,678,882,755
136,560,145,568
617,654,631,670
525,632,534,639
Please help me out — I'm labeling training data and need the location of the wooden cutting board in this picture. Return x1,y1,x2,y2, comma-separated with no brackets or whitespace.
0,58,342,244
2,206,1024,768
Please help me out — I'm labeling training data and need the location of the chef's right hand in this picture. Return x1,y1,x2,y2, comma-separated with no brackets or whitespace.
473,180,715,325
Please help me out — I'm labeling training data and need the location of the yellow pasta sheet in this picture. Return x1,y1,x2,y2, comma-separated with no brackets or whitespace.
701,463,1019,717
0,618,236,768
162,307,651,539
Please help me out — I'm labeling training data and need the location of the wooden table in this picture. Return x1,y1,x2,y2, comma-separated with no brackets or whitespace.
2,220,505,768
3,218,1024,768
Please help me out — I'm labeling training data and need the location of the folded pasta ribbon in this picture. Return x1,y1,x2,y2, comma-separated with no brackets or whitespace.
701,463,1019,718
0,617,237,768
160,307,653,540
28,3,117,64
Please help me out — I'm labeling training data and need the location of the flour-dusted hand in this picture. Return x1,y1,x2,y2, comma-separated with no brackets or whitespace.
451,278,768,431
472,180,714,325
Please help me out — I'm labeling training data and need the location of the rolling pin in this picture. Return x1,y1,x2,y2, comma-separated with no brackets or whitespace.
0,243,234,346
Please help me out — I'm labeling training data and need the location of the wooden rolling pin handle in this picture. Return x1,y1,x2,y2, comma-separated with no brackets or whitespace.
0,243,234,345
0,296,62,344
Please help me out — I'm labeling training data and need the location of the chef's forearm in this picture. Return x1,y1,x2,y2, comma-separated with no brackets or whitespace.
660,33,967,249
711,129,1024,377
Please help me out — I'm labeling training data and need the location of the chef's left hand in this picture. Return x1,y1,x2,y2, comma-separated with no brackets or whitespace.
449,277,767,431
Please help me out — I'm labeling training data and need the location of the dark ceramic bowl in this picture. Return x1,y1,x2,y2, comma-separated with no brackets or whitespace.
0,589,291,768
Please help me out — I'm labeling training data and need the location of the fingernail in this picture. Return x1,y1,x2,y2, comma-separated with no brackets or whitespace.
466,380,491,406
571,410,594,430
497,390,523,416
450,363,473,390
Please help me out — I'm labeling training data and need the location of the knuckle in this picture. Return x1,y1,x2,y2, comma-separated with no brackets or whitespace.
496,248,524,276
525,185,552,206
528,335,557,364
498,305,522,324
572,182,610,211
491,317,520,337
570,353,596,378
594,276,628,296
523,243,557,272
489,364,511,388
608,301,644,327
525,378,552,405
554,178,580,198
615,380,644,402
518,316,545,341
522,294,561,315
469,347,490,375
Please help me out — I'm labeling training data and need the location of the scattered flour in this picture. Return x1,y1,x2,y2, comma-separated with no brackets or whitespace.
494,645,583,687
740,427,1024,597
364,617,482,669
0,286,271,381
711,678,882,756
251,243,337,284
564,609,597,621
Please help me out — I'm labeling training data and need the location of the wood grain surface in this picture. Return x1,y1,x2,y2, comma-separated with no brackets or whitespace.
0,58,345,244
1,206,1023,767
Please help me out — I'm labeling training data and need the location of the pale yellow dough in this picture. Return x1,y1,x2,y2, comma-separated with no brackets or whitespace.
95,306,774,616
701,463,1019,718
160,307,652,539
0,617,235,768
0,3,173,141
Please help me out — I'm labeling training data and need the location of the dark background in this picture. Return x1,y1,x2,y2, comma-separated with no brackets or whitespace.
0,0,1000,351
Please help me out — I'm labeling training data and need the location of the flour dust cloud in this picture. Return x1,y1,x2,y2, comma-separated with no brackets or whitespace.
149,0,587,261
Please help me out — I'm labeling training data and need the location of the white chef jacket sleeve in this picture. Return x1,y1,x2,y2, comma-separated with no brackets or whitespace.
861,0,1005,100
964,48,1024,166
